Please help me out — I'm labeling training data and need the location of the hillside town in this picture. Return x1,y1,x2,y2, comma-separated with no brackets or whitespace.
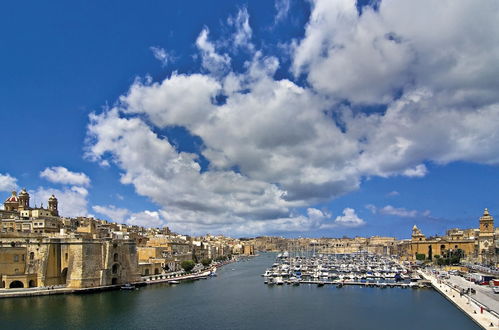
1,189,497,291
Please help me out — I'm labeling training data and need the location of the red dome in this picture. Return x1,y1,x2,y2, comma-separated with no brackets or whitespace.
5,192,19,203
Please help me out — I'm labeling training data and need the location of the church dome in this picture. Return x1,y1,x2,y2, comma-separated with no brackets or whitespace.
4,191,18,203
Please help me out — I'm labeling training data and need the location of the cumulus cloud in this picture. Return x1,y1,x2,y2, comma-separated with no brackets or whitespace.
40,166,90,186
31,186,89,217
0,173,17,192
85,2,499,235
333,208,365,227
127,210,165,228
293,0,499,105
92,205,130,222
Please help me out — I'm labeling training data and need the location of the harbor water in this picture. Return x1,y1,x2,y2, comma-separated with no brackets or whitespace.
0,253,480,330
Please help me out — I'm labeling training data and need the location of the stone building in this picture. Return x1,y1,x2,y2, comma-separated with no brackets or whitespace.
478,208,495,264
401,208,496,264
0,235,139,289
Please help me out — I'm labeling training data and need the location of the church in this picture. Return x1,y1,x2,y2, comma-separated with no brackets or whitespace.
405,208,497,265
1,189,60,234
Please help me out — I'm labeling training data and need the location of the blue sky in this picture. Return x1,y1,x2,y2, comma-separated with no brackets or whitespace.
1,0,499,238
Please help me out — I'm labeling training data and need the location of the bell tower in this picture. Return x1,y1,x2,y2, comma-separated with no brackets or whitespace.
48,194,59,216
18,188,30,211
478,208,495,264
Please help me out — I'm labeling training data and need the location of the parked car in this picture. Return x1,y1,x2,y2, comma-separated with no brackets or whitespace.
492,287,499,294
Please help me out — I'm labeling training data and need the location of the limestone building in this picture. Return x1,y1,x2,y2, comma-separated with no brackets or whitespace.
402,208,496,265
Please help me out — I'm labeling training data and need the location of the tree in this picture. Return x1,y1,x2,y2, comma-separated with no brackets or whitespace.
416,253,426,261
181,260,195,272
201,258,212,267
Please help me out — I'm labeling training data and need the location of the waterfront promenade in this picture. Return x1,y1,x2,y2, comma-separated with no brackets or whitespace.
0,260,235,299
419,270,499,329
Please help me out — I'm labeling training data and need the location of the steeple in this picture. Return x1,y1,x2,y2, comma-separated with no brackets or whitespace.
479,207,494,234
48,194,58,216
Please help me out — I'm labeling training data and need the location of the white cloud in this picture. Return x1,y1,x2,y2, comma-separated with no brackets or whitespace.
150,46,173,66
365,204,377,214
120,73,220,129
227,7,254,51
127,210,165,228
293,0,499,105
40,166,90,186
403,164,427,178
333,208,365,228
387,190,399,197
31,186,89,218
0,173,17,192
85,2,499,235
274,0,291,23
196,28,231,75
92,205,130,222
379,205,417,218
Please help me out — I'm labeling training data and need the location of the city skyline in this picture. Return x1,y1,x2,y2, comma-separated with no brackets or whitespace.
1,0,499,238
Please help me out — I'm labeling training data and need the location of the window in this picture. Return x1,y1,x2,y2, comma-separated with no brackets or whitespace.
13,255,19,262
22,254,25,261
30,252,35,260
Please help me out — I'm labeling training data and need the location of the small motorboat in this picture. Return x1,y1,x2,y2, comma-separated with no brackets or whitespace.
168,280,180,284
121,283,136,290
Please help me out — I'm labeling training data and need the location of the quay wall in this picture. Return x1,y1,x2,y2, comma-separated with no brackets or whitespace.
419,270,497,329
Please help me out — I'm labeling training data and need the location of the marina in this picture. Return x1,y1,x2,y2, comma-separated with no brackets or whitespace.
261,252,430,288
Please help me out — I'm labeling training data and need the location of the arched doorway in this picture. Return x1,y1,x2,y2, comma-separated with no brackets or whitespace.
428,245,433,260
144,269,150,276
154,268,160,275
111,277,118,285
112,263,119,274
61,267,68,284
9,281,24,288
28,280,36,288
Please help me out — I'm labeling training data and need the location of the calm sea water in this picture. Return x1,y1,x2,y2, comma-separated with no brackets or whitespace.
0,253,479,330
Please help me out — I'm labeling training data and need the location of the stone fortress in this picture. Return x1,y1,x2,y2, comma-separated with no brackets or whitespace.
0,189,138,289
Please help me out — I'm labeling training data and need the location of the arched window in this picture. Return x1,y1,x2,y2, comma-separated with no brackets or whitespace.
144,269,150,276
112,263,119,274
113,253,118,262
30,252,35,260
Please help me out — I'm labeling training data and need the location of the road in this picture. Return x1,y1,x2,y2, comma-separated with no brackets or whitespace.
447,274,499,314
